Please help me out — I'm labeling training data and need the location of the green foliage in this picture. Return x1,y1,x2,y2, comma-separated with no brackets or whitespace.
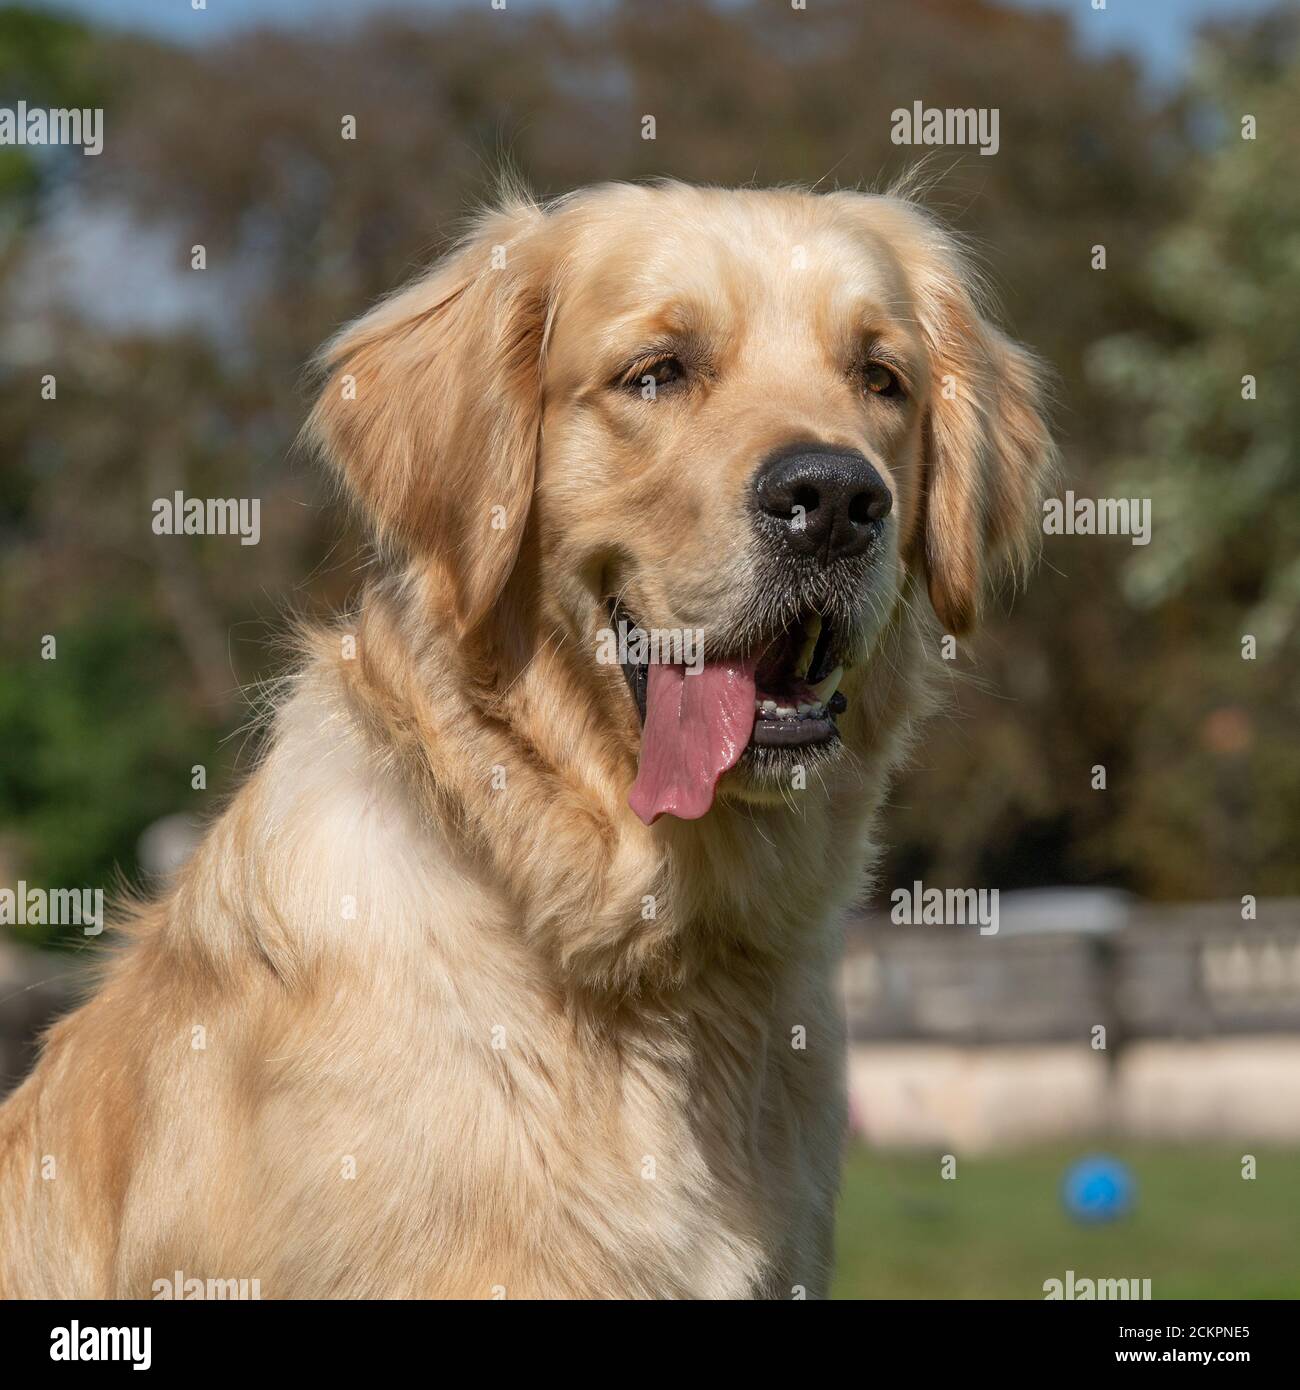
1083,33,1300,896
0,7,106,226
1092,43,1300,628
0,608,219,944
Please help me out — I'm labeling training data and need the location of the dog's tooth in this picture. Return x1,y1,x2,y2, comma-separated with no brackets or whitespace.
775,705,796,718
795,614,823,679
761,699,778,715
797,703,814,716
810,664,844,705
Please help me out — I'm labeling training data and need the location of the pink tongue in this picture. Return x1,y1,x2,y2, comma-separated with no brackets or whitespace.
628,660,757,826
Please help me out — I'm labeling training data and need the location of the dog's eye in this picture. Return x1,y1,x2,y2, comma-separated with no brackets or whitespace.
862,362,903,398
625,355,685,394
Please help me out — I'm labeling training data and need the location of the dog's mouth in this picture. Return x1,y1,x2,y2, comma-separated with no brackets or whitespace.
747,610,848,745
608,600,848,825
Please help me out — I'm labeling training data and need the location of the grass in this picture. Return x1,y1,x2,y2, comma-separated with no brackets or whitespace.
831,1143,1300,1299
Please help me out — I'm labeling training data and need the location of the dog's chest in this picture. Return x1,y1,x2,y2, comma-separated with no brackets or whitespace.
262,957,843,1299
417,972,841,1298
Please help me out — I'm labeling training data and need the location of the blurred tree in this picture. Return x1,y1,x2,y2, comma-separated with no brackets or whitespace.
1085,15,1300,897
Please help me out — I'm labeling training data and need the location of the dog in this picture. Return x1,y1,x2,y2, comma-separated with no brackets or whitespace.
0,180,1053,1299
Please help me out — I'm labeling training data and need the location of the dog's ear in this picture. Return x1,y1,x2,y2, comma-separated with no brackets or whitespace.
307,198,553,634
901,218,1056,635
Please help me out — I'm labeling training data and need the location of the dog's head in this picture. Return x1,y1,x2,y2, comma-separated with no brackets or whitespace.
309,182,1053,826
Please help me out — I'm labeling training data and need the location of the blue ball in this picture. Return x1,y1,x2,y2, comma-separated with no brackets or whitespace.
1062,1155,1135,1224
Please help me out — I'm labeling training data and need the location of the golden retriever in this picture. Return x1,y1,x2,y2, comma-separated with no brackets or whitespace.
0,180,1053,1299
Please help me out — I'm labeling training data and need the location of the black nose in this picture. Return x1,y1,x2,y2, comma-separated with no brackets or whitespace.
752,444,892,563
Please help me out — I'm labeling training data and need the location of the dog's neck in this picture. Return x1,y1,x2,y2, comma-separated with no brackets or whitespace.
312,562,929,996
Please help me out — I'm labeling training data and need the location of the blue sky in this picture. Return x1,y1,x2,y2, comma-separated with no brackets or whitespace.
25,0,1289,84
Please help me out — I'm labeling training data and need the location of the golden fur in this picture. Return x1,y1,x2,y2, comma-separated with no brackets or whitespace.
0,181,1053,1299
